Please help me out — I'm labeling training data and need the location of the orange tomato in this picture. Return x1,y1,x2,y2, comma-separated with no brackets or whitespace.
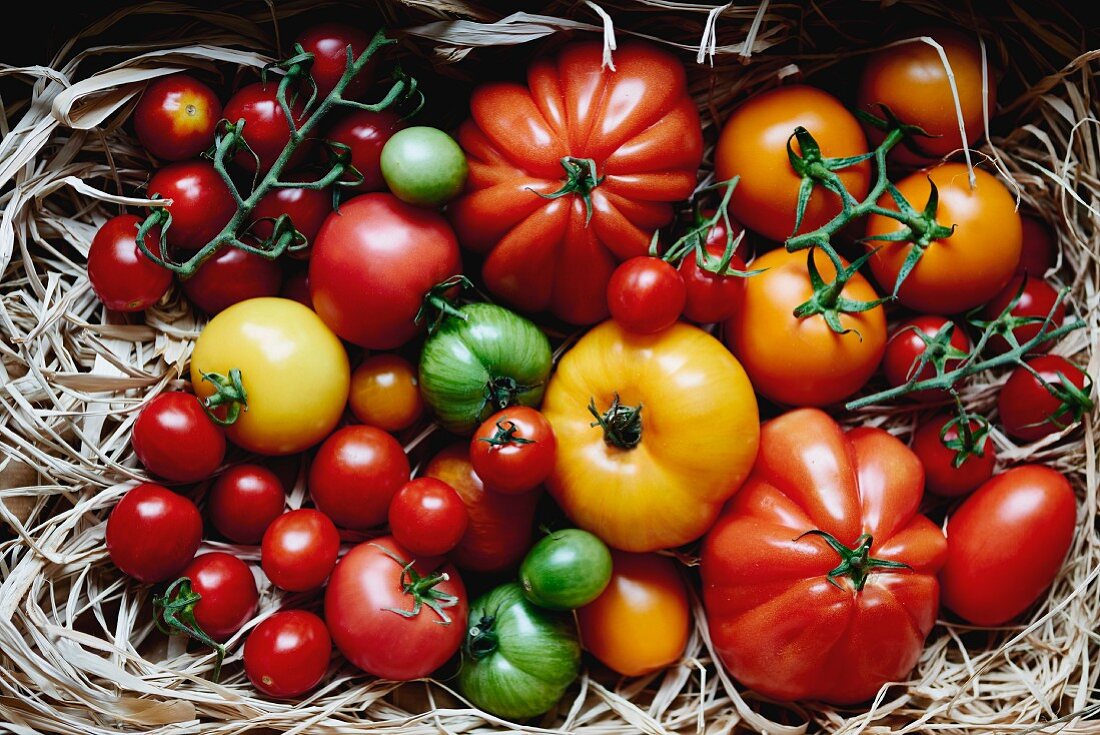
348,354,423,432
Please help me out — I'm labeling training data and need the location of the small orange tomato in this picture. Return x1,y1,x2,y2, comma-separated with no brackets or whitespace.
576,551,690,677
348,354,424,432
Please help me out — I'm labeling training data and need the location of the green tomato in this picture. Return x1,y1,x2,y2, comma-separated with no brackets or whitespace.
459,582,580,720
380,126,468,208
419,302,551,434
520,529,612,610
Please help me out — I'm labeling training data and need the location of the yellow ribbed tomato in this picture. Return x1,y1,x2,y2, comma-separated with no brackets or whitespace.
542,321,759,551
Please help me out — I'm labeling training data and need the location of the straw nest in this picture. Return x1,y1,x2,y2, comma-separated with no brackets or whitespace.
0,1,1097,733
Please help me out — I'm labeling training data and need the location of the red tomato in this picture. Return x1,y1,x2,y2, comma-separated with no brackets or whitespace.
309,425,410,530
980,276,1064,355
280,268,312,308
245,610,332,698
261,509,340,591
208,464,286,543
147,161,236,251
222,82,308,172
388,478,468,557
296,24,376,100
1017,216,1056,276
132,392,225,483
87,214,172,311
133,74,221,161
607,257,686,334
348,354,424,432
327,110,405,192
310,193,461,349
470,407,556,495
181,246,283,315
251,183,333,251
106,483,202,583
999,355,1092,442
178,552,258,641
911,414,996,498
679,214,748,324
941,466,1075,625
324,536,467,680
881,315,971,402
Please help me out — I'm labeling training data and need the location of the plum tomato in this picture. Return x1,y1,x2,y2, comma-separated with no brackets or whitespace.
998,355,1092,442
208,464,286,544
245,610,332,698
327,110,405,192
131,392,225,483
881,315,971,402
133,73,221,161
911,414,996,498
181,246,283,315
87,214,172,312
380,126,469,208
260,509,340,591
309,425,410,530
106,483,202,584
147,161,237,251
348,354,424,432
296,23,376,99
979,275,1064,355
388,477,469,557
174,552,258,641
607,256,686,334
223,82,308,172
470,407,556,495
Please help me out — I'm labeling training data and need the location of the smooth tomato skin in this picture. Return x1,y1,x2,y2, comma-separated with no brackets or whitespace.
133,74,221,161
244,610,332,698
181,246,283,315
381,127,469,208
388,478,469,557
882,315,971,402
715,85,870,243
911,415,996,498
999,355,1090,442
250,184,333,251
348,354,424,432
679,236,748,325
941,465,1075,625
577,551,689,677
607,257,686,334
223,82,308,172
1018,216,1055,276
87,215,172,311
181,552,259,641
208,464,286,543
469,407,556,495
296,24,376,99
980,276,1064,354
309,426,410,530
106,483,202,584
132,392,225,483
148,161,237,250
261,509,340,591
326,110,405,192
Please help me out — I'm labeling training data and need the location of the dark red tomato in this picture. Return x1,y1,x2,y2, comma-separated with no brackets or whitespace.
327,110,405,192
324,536,467,680
1017,216,1056,276
245,610,331,698
388,478,468,557
179,552,258,641
208,464,286,543
296,24,377,100
309,425,410,530
911,415,996,498
882,316,971,402
106,483,202,583
679,213,748,324
310,193,462,349
470,407,557,495
87,214,172,311
132,392,225,483
181,246,283,315
607,257,685,334
980,276,1064,355
133,74,221,161
999,355,1092,442
223,82,308,173
261,509,340,591
251,183,332,252
147,161,236,250
280,268,312,308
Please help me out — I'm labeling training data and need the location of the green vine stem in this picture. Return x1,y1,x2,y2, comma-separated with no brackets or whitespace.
153,578,225,682
655,177,755,276
942,397,993,468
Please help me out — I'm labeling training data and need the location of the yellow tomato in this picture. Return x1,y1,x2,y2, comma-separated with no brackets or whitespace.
348,354,424,432
542,320,759,552
190,297,349,455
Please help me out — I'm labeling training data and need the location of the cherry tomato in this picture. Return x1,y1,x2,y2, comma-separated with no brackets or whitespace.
326,110,405,192
881,315,971,402
261,509,340,591
911,414,996,498
178,552,258,641
309,425,410,530
132,392,225,483
296,23,376,100
388,477,469,557
998,355,1092,442
678,215,748,324
223,82,308,173
147,161,236,251
607,257,685,334
106,483,202,583
133,74,221,161
244,610,332,698
1017,216,1056,276
470,407,556,495
87,214,172,311
348,354,424,432
181,246,283,315
250,183,333,253
980,276,1064,355
380,127,468,208
280,268,312,308
208,464,286,543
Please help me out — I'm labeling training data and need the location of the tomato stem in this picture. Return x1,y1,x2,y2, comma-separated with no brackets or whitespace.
588,393,643,450
153,577,226,682
942,397,992,469
796,530,911,592
465,614,499,660
533,157,603,226
200,368,248,426
478,419,535,447
373,544,460,625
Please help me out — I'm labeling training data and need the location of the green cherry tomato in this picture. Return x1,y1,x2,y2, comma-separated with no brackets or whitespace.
520,529,612,610
380,126,469,208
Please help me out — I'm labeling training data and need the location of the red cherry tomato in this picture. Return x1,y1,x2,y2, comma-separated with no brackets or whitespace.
261,509,340,591
147,161,236,250
469,407,557,495
388,478,469,557
178,552,258,641
250,183,332,253
296,24,377,100
181,246,283,315
999,355,1092,442
881,315,971,402
87,215,172,311
280,268,312,308
132,392,225,483
245,610,332,698
223,82,308,172
208,464,286,543
106,483,202,583
607,257,685,334
911,414,996,498
678,215,747,324
309,425,410,530
980,276,1064,355
1017,216,1056,276
327,110,405,192
133,74,221,161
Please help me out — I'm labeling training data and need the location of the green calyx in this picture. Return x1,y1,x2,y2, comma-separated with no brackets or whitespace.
797,530,911,592
465,614,499,660
1030,369,1095,433
153,577,225,682
897,321,970,387
941,400,992,469
792,245,888,337
588,393,643,450
534,157,603,225
415,274,473,334
374,544,460,625
200,368,247,426
478,418,535,448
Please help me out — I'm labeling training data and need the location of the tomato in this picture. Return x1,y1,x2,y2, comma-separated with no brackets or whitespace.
326,110,405,192
132,392,225,483
325,536,467,680
715,85,870,243
348,354,424,432
543,320,758,551
208,464,286,543
87,215,173,312
881,315,971,402
470,407,556,495
519,529,612,610
866,164,1022,313
250,183,332,251
244,610,331,698
679,220,748,324
941,466,1075,625
726,247,886,407
606,256,685,334
133,74,221,161
309,426,410,530
181,246,283,315
310,193,462,349
577,551,689,677
106,483,202,584
388,478,468,557
450,41,703,324
190,298,349,455
459,582,580,719
998,355,1092,442
911,415,996,498
701,408,947,703
980,276,1064,355
1018,216,1055,276
296,23,376,99
222,82,308,172
279,267,312,308
425,444,540,574
381,126,468,208
147,161,237,251
261,509,340,591
174,552,258,641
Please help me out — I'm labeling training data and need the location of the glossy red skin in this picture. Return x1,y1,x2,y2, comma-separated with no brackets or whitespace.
607,257,686,334
999,356,1089,442
106,483,202,584
279,268,312,308
132,392,225,483
180,552,258,641
388,478,469,557
261,509,340,591
310,193,462,349
1017,216,1056,276
941,465,1075,625
134,74,221,161
702,409,946,704
980,276,1064,355
182,246,283,314
208,464,286,543
251,184,333,252
245,610,332,698
327,110,405,192
147,161,237,250
679,215,748,324
470,407,557,495
223,82,308,172
324,536,467,680
911,415,996,498
450,41,703,325
882,315,971,402
87,215,172,311
309,425,410,530
296,24,376,100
